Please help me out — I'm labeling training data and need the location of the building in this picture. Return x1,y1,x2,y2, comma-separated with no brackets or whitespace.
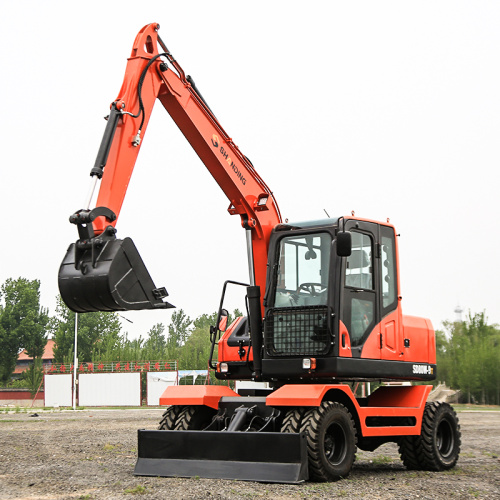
14,339,55,376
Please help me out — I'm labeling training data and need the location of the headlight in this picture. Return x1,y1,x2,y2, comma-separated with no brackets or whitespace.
302,358,316,370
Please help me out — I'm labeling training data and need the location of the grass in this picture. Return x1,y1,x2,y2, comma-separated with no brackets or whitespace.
124,485,147,495
371,454,394,465
453,404,500,412
441,467,467,476
480,450,498,458
468,488,483,498
0,419,36,423
0,405,160,413
302,481,343,494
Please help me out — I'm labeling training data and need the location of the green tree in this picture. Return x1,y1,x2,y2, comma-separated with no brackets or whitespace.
181,311,218,369
22,358,43,396
0,321,19,384
434,329,450,385
114,334,145,362
143,323,167,360
52,296,121,363
0,278,49,383
166,309,192,357
178,310,243,370
437,312,500,404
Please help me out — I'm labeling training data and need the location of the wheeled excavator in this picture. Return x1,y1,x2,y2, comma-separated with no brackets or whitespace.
58,23,461,483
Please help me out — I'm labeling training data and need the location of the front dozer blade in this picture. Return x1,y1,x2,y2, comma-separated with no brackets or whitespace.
58,237,174,313
134,429,308,484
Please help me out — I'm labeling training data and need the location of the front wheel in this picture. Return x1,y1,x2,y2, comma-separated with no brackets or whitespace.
174,405,217,430
158,405,184,430
300,401,357,481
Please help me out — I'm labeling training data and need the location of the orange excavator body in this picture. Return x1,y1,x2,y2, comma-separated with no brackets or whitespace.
59,24,459,484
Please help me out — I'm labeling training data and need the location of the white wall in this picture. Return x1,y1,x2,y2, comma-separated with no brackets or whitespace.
44,374,72,407
146,371,177,406
79,373,141,407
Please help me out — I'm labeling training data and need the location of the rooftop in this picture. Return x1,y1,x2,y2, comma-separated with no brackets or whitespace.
17,339,55,361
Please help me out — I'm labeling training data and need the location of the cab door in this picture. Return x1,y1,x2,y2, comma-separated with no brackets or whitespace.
378,224,402,361
341,220,380,359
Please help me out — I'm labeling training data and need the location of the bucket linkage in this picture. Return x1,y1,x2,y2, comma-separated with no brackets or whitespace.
58,207,174,313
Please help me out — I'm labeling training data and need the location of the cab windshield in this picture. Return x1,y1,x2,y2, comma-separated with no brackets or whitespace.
273,233,331,308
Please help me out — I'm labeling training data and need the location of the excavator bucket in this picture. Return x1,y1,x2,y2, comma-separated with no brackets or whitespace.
58,237,174,313
134,429,308,483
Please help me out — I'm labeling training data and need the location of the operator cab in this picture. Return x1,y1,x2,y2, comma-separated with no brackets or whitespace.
260,217,406,380
216,216,434,383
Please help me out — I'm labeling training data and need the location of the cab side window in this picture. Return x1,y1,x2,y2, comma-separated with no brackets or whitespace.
345,233,373,290
344,232,375,346
381,227,398,314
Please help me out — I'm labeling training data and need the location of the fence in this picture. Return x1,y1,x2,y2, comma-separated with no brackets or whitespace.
43,364,210,407
44,360,178,374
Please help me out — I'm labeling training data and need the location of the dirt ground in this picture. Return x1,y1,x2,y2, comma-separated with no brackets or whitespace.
0,408,498,499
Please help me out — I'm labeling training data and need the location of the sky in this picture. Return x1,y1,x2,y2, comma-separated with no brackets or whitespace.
0,1,499,339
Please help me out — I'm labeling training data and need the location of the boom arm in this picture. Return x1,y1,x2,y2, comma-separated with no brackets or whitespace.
89,23,281,296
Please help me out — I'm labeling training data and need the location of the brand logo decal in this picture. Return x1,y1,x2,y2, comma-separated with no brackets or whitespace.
212,134,246,185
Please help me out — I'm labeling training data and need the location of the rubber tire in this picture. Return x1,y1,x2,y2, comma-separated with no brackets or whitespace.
158,405,184,430
300,402,357,482
281,408,306,433
174,405,217,431
399,402,461,471
398,434,421,470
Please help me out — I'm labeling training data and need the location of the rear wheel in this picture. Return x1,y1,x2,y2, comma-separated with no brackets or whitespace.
300,402,357,481
399,402,461,471
398,434,421,470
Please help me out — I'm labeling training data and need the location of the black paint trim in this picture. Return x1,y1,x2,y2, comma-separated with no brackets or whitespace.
260,357,436,381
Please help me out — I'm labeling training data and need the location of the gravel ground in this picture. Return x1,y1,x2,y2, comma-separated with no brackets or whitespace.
0,408,498,499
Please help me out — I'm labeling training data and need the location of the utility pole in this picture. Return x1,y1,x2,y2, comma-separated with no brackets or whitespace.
72,313,78,410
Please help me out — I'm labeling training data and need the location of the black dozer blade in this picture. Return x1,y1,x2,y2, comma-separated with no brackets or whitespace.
58,237,174,313
134,429,309,484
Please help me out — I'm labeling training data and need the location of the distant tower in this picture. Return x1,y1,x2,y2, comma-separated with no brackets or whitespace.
454,305,463,322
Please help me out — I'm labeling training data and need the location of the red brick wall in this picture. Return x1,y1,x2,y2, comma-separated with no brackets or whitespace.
0,390,44,400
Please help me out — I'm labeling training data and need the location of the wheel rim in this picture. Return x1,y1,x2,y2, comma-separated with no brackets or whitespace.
436,418,454,459
324,422,347,466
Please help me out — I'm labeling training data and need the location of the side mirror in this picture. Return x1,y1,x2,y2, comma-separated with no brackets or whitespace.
218,309,229,332
336,231,352,257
